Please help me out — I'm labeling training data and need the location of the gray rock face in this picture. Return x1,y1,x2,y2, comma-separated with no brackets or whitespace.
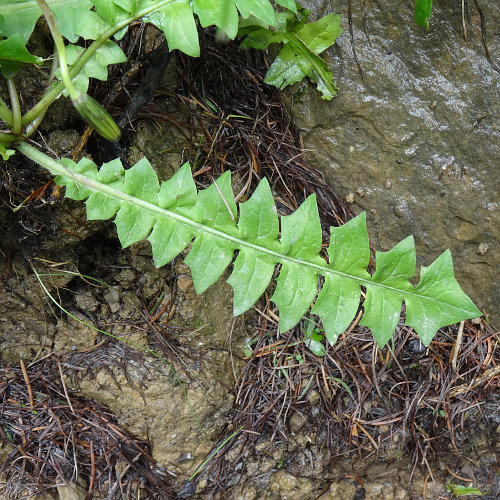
292,0,499,325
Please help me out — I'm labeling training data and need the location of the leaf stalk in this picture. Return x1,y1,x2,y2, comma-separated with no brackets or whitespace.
6,79,21,135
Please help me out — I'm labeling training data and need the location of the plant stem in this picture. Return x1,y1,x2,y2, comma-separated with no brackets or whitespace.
25,54,59,137
0,96,13,126
35,0,78,100
6,79,21,135
21,0,176,126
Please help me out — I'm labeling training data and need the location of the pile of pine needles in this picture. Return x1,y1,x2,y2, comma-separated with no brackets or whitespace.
0,357,173,499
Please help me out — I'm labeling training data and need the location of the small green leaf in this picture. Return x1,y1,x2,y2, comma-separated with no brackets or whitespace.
446,482,482,496
240,11,342,99
59,41,126,94
415,0,433,29
145,0,200,57
0,143,15,160
294,12,342,54
327,376,353,396
275,0,297,14
194,0,239,39
234,0,275,25
304,338,325,356
0,34,42,78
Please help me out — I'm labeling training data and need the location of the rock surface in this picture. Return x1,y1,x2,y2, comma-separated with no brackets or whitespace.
292,0,499,325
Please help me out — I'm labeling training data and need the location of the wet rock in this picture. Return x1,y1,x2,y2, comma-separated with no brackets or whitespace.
291,0,500,325
54,312,98,354
56,479,87,500
267,471,318,499
289,411,308,433
322,482,357,500
47,129,81,156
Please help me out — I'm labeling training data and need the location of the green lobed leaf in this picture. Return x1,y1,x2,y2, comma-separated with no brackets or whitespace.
271,195,324,331
312,213,371,345
185,172,238,293
361,237,417,347
0,34,42,79
50,154,481,347
228,178,280,315
149,163,199,267
405,251,482,346
193,0,239,39
145,0,200,57
57,41,126,94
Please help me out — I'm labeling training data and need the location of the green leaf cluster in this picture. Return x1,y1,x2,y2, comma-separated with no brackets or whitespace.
47,153,480,348
239,6,342,99
0,0,341,96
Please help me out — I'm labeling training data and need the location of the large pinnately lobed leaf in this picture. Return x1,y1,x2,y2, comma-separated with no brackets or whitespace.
53,156,481,348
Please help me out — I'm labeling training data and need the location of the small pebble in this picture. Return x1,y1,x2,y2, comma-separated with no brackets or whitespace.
345,192,355,203
384,179,392,189
356,187,365,196
477,243,489,255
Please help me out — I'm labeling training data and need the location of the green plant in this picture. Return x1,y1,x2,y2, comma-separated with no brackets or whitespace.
1,0,482,349
0,0,340,152
239,5,342,99
17,146,481,347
